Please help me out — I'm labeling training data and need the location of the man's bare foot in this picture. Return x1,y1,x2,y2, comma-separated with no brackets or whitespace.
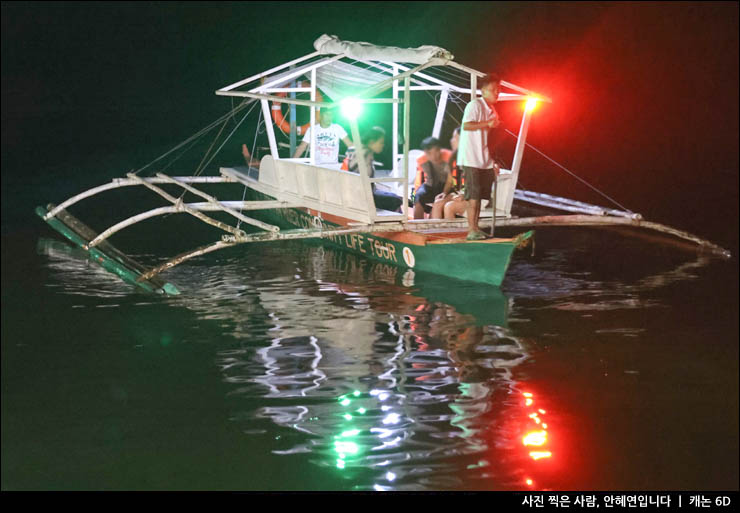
242,144,251,165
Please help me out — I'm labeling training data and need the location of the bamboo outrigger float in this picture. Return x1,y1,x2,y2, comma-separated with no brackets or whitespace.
36,36,731,295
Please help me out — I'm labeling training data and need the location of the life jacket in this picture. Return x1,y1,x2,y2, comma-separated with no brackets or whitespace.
414,149,453,190
415,149,465,191
340,146,357,171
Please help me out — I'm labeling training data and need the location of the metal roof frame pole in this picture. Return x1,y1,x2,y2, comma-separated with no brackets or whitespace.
261,99,279,159
310,68,317,166
470,74,477,103
388,63,471,95
289,66,297,156
252,55,344,94
392,65,399,178
218,51,321,93
491,177,497,237
432,88,448,139
505,107,534,214
218,90,328,108
402,76,411,220
360,60,439,100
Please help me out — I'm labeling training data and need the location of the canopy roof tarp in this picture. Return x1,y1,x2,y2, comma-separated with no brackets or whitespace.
260,59,392,101
313,34,453,64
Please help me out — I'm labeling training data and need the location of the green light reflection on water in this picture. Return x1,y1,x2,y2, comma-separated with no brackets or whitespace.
334,440,359,455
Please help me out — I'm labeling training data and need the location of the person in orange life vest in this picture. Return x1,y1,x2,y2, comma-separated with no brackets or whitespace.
458,73,502,240
428,127,467,219
412,137,454,219
293,108,353,165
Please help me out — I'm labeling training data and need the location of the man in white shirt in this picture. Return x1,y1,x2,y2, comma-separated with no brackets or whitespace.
457,73,502,240
293,108,353,165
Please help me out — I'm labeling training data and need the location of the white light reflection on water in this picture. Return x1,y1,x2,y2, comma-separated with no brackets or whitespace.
201,246,546,491
33,234,731,491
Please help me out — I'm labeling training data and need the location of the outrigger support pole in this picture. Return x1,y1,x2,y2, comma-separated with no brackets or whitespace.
42,175,236,221
127,173,248,238
138,223,408,281
138,240,238,282
153,173,280,232
490,215,731,258
86,200,292,249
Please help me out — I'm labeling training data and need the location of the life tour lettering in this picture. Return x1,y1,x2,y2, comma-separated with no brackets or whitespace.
279,208,399,264
326,251,400,282
325,233,398,264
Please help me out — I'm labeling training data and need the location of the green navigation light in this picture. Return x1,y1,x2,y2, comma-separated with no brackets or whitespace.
340,98,363,119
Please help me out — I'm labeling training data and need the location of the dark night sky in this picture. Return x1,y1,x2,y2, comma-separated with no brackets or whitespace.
2,2,738,251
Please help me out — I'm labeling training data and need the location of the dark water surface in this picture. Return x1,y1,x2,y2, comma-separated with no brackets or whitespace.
3,0,737,493
2,225,737,491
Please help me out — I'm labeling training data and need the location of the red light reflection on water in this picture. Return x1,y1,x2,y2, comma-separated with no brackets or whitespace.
521,391,553,461
523,430,547,446
520,390,555,488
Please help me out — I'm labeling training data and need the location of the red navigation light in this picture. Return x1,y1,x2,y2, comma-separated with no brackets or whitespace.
525,97,539,112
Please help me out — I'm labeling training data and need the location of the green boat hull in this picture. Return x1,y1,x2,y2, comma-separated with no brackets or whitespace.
36,188,531,293
246,189,532,287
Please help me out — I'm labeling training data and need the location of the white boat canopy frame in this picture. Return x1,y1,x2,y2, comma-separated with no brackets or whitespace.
35,35,731,295
215,34,551,222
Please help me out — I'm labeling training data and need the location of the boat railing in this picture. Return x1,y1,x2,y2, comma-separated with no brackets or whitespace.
224,156,406,224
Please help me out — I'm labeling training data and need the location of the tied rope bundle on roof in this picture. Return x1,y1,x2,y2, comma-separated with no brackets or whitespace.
313,34,453,64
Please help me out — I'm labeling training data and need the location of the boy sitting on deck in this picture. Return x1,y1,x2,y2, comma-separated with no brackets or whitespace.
412,136,454,219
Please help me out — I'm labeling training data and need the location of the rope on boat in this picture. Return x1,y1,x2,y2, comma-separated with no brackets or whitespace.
444,93,634,216
192,112,232,178
169,99,260,203
131,98,256,177
162,99,259,205
156,134,204,176
192,99,258,179
236,109,265,230
503,129,634,214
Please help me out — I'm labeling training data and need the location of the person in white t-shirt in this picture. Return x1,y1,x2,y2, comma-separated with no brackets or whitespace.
458,73,502,240
293,108,353,165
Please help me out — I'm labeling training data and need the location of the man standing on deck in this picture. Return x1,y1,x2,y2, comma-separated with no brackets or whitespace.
458,73,501,240
292,107,353,165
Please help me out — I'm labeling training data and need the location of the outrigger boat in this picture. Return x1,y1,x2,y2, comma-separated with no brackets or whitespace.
36,36,731,295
